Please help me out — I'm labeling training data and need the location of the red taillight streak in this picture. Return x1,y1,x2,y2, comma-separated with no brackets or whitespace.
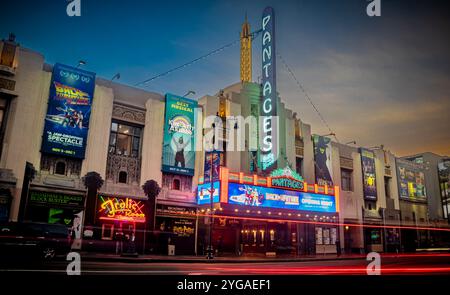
196,213,450,232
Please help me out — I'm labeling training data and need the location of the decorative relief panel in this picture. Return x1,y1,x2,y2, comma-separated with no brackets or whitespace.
112,104,145,124
106,154,141,184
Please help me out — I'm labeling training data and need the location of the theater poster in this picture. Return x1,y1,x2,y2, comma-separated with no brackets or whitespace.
204,151,221,183
312,135,333,186
396,158,427,202
360,148,377,200
41,63,96,159
161,94,198,176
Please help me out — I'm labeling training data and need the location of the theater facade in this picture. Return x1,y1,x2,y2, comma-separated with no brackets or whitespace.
196,166,340,255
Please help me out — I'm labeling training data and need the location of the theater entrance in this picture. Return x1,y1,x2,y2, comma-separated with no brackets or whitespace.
240,221,298,255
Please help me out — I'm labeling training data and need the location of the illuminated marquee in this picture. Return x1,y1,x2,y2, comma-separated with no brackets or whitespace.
260,6,278,172
98,196,146,223
197,167,340,213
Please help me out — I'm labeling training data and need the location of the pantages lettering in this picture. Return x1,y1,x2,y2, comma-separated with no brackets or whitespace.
271,177,304,190
261,7,277,171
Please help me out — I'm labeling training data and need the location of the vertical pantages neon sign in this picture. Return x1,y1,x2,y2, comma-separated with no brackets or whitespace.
260,6,278,173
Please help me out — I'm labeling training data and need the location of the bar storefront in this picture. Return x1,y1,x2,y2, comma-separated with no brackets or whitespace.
197,167,340,256
93,194,147,253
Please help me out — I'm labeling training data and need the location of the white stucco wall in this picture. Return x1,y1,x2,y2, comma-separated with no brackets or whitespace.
140,98,165,186
80,85,113,179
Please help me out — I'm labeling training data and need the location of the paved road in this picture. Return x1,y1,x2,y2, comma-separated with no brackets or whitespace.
1,253,450,275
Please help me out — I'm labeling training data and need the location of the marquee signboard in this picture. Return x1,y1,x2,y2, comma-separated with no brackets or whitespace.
227,183,336,213
260,6,278,172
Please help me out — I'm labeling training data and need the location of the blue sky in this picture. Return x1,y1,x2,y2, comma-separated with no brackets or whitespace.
1,0,449,156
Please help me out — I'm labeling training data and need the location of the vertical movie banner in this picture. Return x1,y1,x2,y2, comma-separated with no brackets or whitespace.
204,151,221,183
41,63,96,159
260,6,278,173
162,94,197,176
312,135,333,186
360,148,377,200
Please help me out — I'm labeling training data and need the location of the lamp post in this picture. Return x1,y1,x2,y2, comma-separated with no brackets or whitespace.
206,152,215,259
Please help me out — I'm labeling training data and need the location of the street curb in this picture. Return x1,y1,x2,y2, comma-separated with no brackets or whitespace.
80,255,366,264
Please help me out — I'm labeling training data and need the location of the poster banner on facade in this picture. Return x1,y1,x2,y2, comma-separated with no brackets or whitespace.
41,63,95,159
312,135,333,186
162,93,197,176
396,158,427,202
438,159,450,218
360,148,377,200
204,151,220,183
227,183,336,213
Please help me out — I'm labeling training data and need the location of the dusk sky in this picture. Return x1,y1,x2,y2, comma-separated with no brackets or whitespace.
1,0,449,156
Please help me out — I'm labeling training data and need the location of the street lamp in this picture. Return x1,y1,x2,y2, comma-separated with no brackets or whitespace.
111,73,121,81
183,90,196,97
76,60,86,68
319,132,335,137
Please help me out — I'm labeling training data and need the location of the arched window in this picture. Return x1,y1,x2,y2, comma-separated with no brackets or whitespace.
118,171,128,184
172,179,181,190
55,161,66,175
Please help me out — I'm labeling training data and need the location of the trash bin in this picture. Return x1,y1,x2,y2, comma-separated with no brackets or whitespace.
168,245,175,256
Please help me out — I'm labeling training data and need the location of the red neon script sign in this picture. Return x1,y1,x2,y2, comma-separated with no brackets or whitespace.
98,196,146,223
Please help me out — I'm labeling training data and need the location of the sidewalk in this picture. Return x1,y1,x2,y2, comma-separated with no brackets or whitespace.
79,252,367,263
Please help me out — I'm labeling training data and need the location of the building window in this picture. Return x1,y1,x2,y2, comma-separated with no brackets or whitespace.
54,161,66,175
108,122,142,157
118,171,128,184
0,97,10,160
172,179,181,190
384,176,391,199
295,157,302,175
341,169,353,191
0,42,16,67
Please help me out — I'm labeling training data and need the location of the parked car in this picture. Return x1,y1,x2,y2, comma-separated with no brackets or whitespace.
0,222,72,260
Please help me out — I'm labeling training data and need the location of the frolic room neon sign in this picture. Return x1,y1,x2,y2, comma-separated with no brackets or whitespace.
98,196,146,223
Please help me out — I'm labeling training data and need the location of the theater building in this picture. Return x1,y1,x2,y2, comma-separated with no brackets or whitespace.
197,166,340,256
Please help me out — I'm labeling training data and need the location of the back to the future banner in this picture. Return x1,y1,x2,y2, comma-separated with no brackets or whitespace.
41,63,95,159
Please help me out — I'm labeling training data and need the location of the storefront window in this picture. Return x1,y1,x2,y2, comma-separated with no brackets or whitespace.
109,121,142,157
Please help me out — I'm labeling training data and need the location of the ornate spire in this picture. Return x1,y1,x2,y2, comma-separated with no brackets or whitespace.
240,13,252,83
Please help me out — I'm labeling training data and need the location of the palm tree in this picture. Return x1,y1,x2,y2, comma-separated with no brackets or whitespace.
82,171,104,226
142,179,161,231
